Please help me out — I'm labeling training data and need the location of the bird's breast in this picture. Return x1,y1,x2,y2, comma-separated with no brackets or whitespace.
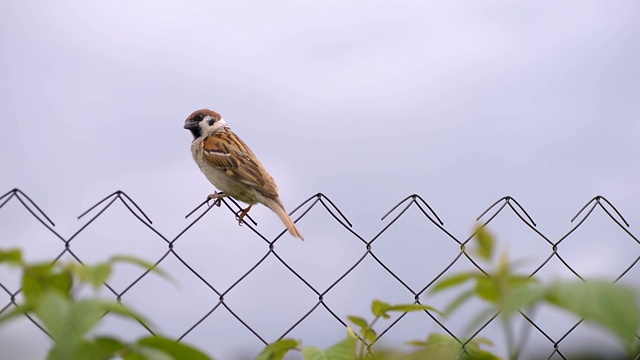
191,139,258,204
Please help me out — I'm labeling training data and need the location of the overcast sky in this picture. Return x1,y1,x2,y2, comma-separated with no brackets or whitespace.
1,1,640,359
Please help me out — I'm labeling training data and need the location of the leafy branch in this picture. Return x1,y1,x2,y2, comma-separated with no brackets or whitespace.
432,227,640,359
0,249,211,360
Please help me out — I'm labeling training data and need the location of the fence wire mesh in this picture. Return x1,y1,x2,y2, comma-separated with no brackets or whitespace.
1,188,639,359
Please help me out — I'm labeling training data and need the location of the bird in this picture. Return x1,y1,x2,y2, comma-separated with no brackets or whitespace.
183,109,304,240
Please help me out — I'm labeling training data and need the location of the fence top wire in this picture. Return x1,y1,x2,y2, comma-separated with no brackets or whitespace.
1,188,639,359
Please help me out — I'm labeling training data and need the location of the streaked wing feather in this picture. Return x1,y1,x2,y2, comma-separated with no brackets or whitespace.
202,130,279,197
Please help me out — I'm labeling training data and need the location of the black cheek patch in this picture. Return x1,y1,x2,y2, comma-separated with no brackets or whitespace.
208,118,216,126
189,127,201,138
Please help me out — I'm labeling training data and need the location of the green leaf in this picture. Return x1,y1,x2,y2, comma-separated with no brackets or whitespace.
69,337,126,360
461,337,501,360
469,337,494,346
409,333,461,359
347,315,368,330
470,352,501,360
506,275,537,288
0,248,23,266
65,299,106,337
301,347,324,360
123,345,174,360
40,294,109,360
500,283,546,319
546,280,640,349
36,295,104,343
475,276,498,303
36,295,152,360
477,272,540,312
431,272,477,293
410,334,501,360
255,338,300,360
443,288,475,315
301,334,356,360
387,303,443,316
110,255,173,282
96,301,153,329
362,327,377,343
474,227,494,261
22,263,73,305
75,263,112,289
136,336,212,360
0,304,34,325
463,348,502,360
371,300,391,318
35,292,72,341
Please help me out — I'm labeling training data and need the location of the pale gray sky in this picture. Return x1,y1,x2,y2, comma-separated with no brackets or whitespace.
1,1,639,359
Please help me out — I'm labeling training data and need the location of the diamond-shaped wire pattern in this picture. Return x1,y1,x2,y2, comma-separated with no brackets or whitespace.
1,189,639,359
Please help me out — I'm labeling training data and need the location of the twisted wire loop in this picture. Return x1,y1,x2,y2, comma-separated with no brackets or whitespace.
0,188,639,359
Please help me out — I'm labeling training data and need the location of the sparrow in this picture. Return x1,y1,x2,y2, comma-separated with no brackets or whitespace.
184,109,303,240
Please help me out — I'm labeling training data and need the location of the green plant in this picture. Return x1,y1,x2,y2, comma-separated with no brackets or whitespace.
432,226,640,359
256,227,640,360
2,225,639,360
255,298,498,360
0,249,211,360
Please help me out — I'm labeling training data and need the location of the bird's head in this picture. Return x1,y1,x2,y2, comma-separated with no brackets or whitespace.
184,109,227,138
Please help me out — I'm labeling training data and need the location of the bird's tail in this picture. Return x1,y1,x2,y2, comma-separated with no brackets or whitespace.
263,197,304,240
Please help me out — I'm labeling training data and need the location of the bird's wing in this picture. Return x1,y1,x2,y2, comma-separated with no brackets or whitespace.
202,130,279,197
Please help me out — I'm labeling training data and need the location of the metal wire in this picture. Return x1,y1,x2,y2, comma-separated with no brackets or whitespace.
0,188,638,359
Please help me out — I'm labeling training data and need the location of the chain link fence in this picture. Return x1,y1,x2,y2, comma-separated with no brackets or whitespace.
1,188,639,359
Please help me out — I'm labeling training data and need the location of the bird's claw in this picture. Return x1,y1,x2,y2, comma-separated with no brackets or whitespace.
206,192,225,207
235,205,252,226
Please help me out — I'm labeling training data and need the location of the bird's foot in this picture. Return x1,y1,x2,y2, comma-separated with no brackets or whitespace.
235,205,253,225
207,191,227,207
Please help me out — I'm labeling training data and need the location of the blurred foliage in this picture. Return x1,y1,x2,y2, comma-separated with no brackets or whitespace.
432,226,640,359
257,227,639,360
0,249,211,360
1,227,639,359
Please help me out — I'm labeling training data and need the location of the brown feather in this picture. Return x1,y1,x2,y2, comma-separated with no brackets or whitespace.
201,129,279,198
261,196,304,240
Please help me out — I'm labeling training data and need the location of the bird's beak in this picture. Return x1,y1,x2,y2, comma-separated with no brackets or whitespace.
183,121,199,130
